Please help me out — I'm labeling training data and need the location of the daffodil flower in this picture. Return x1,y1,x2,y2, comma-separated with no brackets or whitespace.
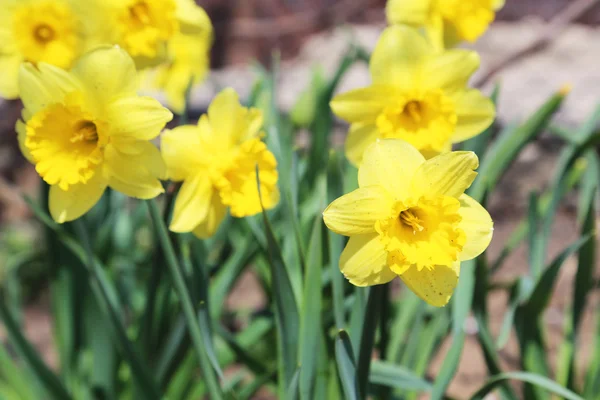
386,0,505,49
162,88,280,238
17,46,173,223
330,25,495,164
0,0,84,99
82,0,208,68
323,139,493,307
147,7,213,114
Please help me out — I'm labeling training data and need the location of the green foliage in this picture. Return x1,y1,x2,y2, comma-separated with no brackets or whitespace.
1,47,600,400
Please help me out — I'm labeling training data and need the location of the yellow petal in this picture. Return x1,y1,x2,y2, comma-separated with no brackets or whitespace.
71,46,137,110
330,85,397,124
207,88,248,142
192,191,227,239
358,139,425,200
104,143,165,199
422,50,480,93
400,263,460,307
176,0,213,35
170,174,213,232
370,25,432,87
340,233,396,287
345,123,381,166
0,54,22,99
385,0,431,26
494,0,505,10
49,173,107,223
323,186,394,236
107,96,173,140
458,194,493,261
410,151,478,198
16,120,33,162
161,125,203,181
19,62,81,114
450,90,495,143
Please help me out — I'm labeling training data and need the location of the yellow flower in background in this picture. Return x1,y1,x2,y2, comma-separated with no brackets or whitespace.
148,7,213,114
81,0,209,68
0,0,84,99
386,0,505,49
330,26,494,164
17,46,172,223
162,88,279,238
323,139,493,307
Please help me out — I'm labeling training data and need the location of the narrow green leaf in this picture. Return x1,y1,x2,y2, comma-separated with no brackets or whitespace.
146,200,223,399
470,372,584,400
335,330,360,400
525,234,592,316
357,285,385,399
431,258,476,400
369,360,432,392
327,150,347,330
299,216,324,400
287,368,301,400
0,292,71,400
259,200,300,398
470,90,567,201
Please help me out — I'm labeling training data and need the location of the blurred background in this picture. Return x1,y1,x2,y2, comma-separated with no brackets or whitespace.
1,0,600,397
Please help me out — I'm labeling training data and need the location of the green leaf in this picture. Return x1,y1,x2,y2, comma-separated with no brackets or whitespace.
525,234,592,316
369,360,432,392
431,258,476,400
327,151,347,330
299,215,324,400
287,368,301,400
146,200,224,399
335,330,360,400
0,292,71,400
259,200,300,398
470,90,567,201
470,372,584,400
357,285,385,399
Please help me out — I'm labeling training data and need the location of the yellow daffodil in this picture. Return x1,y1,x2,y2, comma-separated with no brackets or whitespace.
0,0,84,99
330,26,494,164
386,0,505,49
323,139,493,307
82,0,209,68
17,46,172,223
162,88,280,238
148,7,213,114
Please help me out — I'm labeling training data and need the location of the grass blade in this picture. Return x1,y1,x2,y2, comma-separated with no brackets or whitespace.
470,372,584,400
0,290,71,400
146,200,223,399
335,330,360,400
369,360,432,392
299,215,325,400
259,199,300,397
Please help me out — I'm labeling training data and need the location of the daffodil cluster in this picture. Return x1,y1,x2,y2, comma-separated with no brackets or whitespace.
324,1,501,305
0,0,213,113
10,0,498,309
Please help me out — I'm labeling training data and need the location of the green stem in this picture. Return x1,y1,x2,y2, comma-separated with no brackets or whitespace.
146,199,223,399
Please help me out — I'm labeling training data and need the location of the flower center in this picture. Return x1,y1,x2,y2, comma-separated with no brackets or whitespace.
12,1,81,68
376,90,457,155
129,2,152,26
71,120,99,143
24,94,107,191
34,24,55,43
119,0,178,58
399,209,425,234
376,197,465,268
